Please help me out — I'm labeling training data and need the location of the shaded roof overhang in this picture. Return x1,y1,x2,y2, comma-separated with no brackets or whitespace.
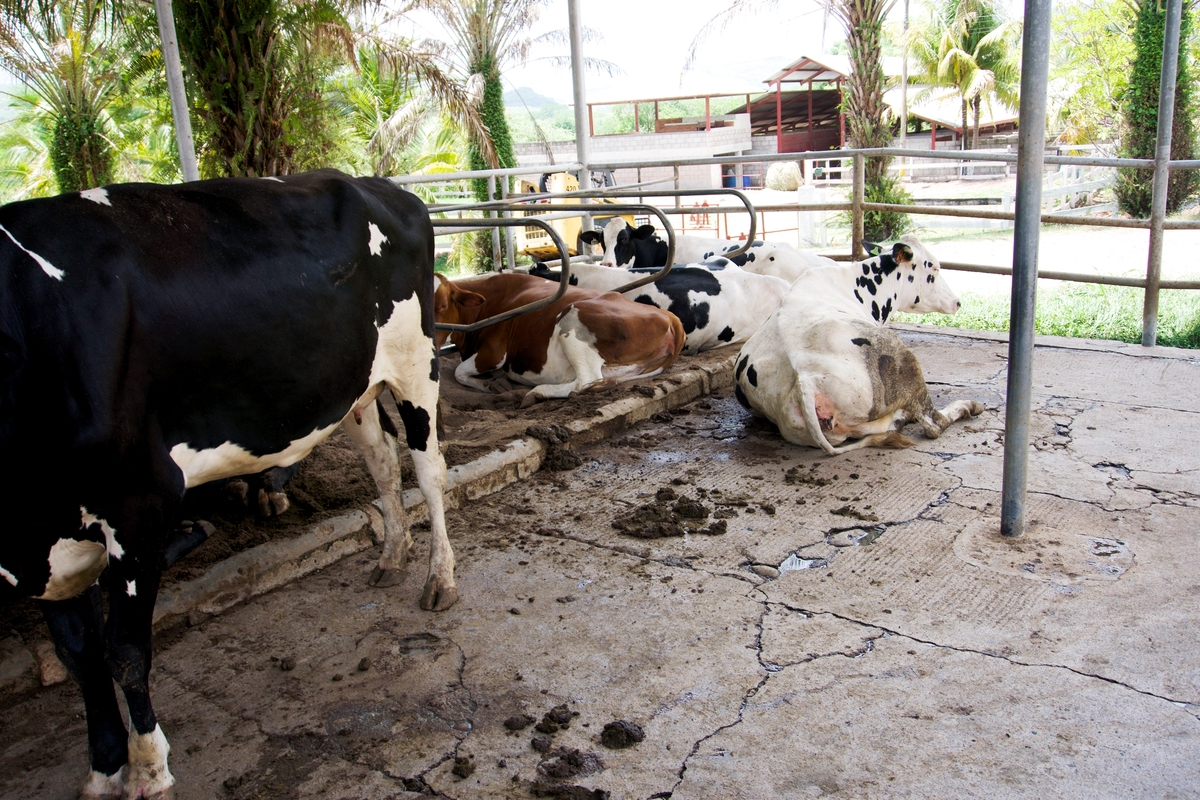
729,89,843,136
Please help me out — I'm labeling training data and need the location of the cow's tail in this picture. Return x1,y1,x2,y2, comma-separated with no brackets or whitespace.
796,375,913,456
796,375,840,456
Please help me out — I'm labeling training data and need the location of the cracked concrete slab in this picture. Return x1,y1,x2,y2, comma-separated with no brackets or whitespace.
673,631,1200,799
1,329,1198,799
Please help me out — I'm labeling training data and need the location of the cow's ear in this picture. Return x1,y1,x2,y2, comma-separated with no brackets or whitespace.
579,231,602,246
632,225,658,240
457,289,486,308
892,242,914,264
862,240,883,257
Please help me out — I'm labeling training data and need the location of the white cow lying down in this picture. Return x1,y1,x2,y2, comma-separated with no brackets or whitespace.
671,234,837,283
734,235,984,455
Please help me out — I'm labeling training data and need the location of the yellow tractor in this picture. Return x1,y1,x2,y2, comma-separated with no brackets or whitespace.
513,171,634,263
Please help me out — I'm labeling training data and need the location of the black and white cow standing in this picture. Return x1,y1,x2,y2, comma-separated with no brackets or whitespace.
579,217,835,281
528,262,789,354
0,169,454,798
733,235,984,454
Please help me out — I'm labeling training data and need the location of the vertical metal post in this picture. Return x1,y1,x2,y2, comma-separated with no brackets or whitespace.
851,153,865,260
153,0,199,182
705,95,712,131
1142,0,1183,346
674,166,681,208
568,0,592,232
1001,0,1052,539
487,175,501,270
500,178,515,272
568,0,589,171
900,0,909,151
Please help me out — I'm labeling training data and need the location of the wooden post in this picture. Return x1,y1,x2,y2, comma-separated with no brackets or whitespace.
807,77,814,150
705,95,711,131
775,81,783,154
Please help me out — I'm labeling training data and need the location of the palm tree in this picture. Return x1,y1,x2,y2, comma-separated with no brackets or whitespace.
330,41,481,179
832,0,897,182
0,0,124,191
173,0,493,178
909,0,1021,150
426,0,550,202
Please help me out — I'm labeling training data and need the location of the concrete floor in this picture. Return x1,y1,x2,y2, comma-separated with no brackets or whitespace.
1,329,1198,799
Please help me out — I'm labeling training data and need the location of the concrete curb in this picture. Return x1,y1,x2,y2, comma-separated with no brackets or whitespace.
151,353,738,633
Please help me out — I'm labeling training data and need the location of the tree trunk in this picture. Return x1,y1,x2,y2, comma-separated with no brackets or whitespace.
961,98,968,151
972,95,982,149
836,0,893,186
50,107,114,192
468,61,514,202
176,0,296,177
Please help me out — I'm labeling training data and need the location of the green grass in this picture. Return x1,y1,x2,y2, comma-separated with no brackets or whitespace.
895,282,1200,348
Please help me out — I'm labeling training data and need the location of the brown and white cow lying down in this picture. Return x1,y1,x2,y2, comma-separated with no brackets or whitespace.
734,235,984,455
435,273,685,407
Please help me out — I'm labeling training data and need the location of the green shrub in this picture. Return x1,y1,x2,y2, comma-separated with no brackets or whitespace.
863,174,913,241
1114,1,1197,217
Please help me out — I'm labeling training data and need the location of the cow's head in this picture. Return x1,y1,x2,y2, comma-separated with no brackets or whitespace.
433,274,485,348
578,217,659,268
857,235,959,318
895,235,959,315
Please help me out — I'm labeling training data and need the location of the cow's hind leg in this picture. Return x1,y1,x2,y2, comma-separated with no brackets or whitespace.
520,311,606,408
41,584,128,798
915,396,985,440
343,398,412,588
388,370,456,611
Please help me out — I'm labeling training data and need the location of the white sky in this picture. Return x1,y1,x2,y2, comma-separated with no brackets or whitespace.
401,0,863,105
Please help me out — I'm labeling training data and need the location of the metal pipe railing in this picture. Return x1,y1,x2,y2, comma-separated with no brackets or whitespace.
432,217,573,333
943,262,1200,291
508,202,677,294
403,145,1196,347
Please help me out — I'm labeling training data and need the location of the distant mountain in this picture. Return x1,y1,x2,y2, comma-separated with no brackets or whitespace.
504,87,565,110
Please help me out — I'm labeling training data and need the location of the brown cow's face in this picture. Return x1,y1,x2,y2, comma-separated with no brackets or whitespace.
433,275,484,348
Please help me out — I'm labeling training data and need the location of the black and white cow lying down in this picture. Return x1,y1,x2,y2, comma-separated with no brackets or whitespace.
580,216,836,282
0,170,453,797
734,235,984,454
527,261,789,354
